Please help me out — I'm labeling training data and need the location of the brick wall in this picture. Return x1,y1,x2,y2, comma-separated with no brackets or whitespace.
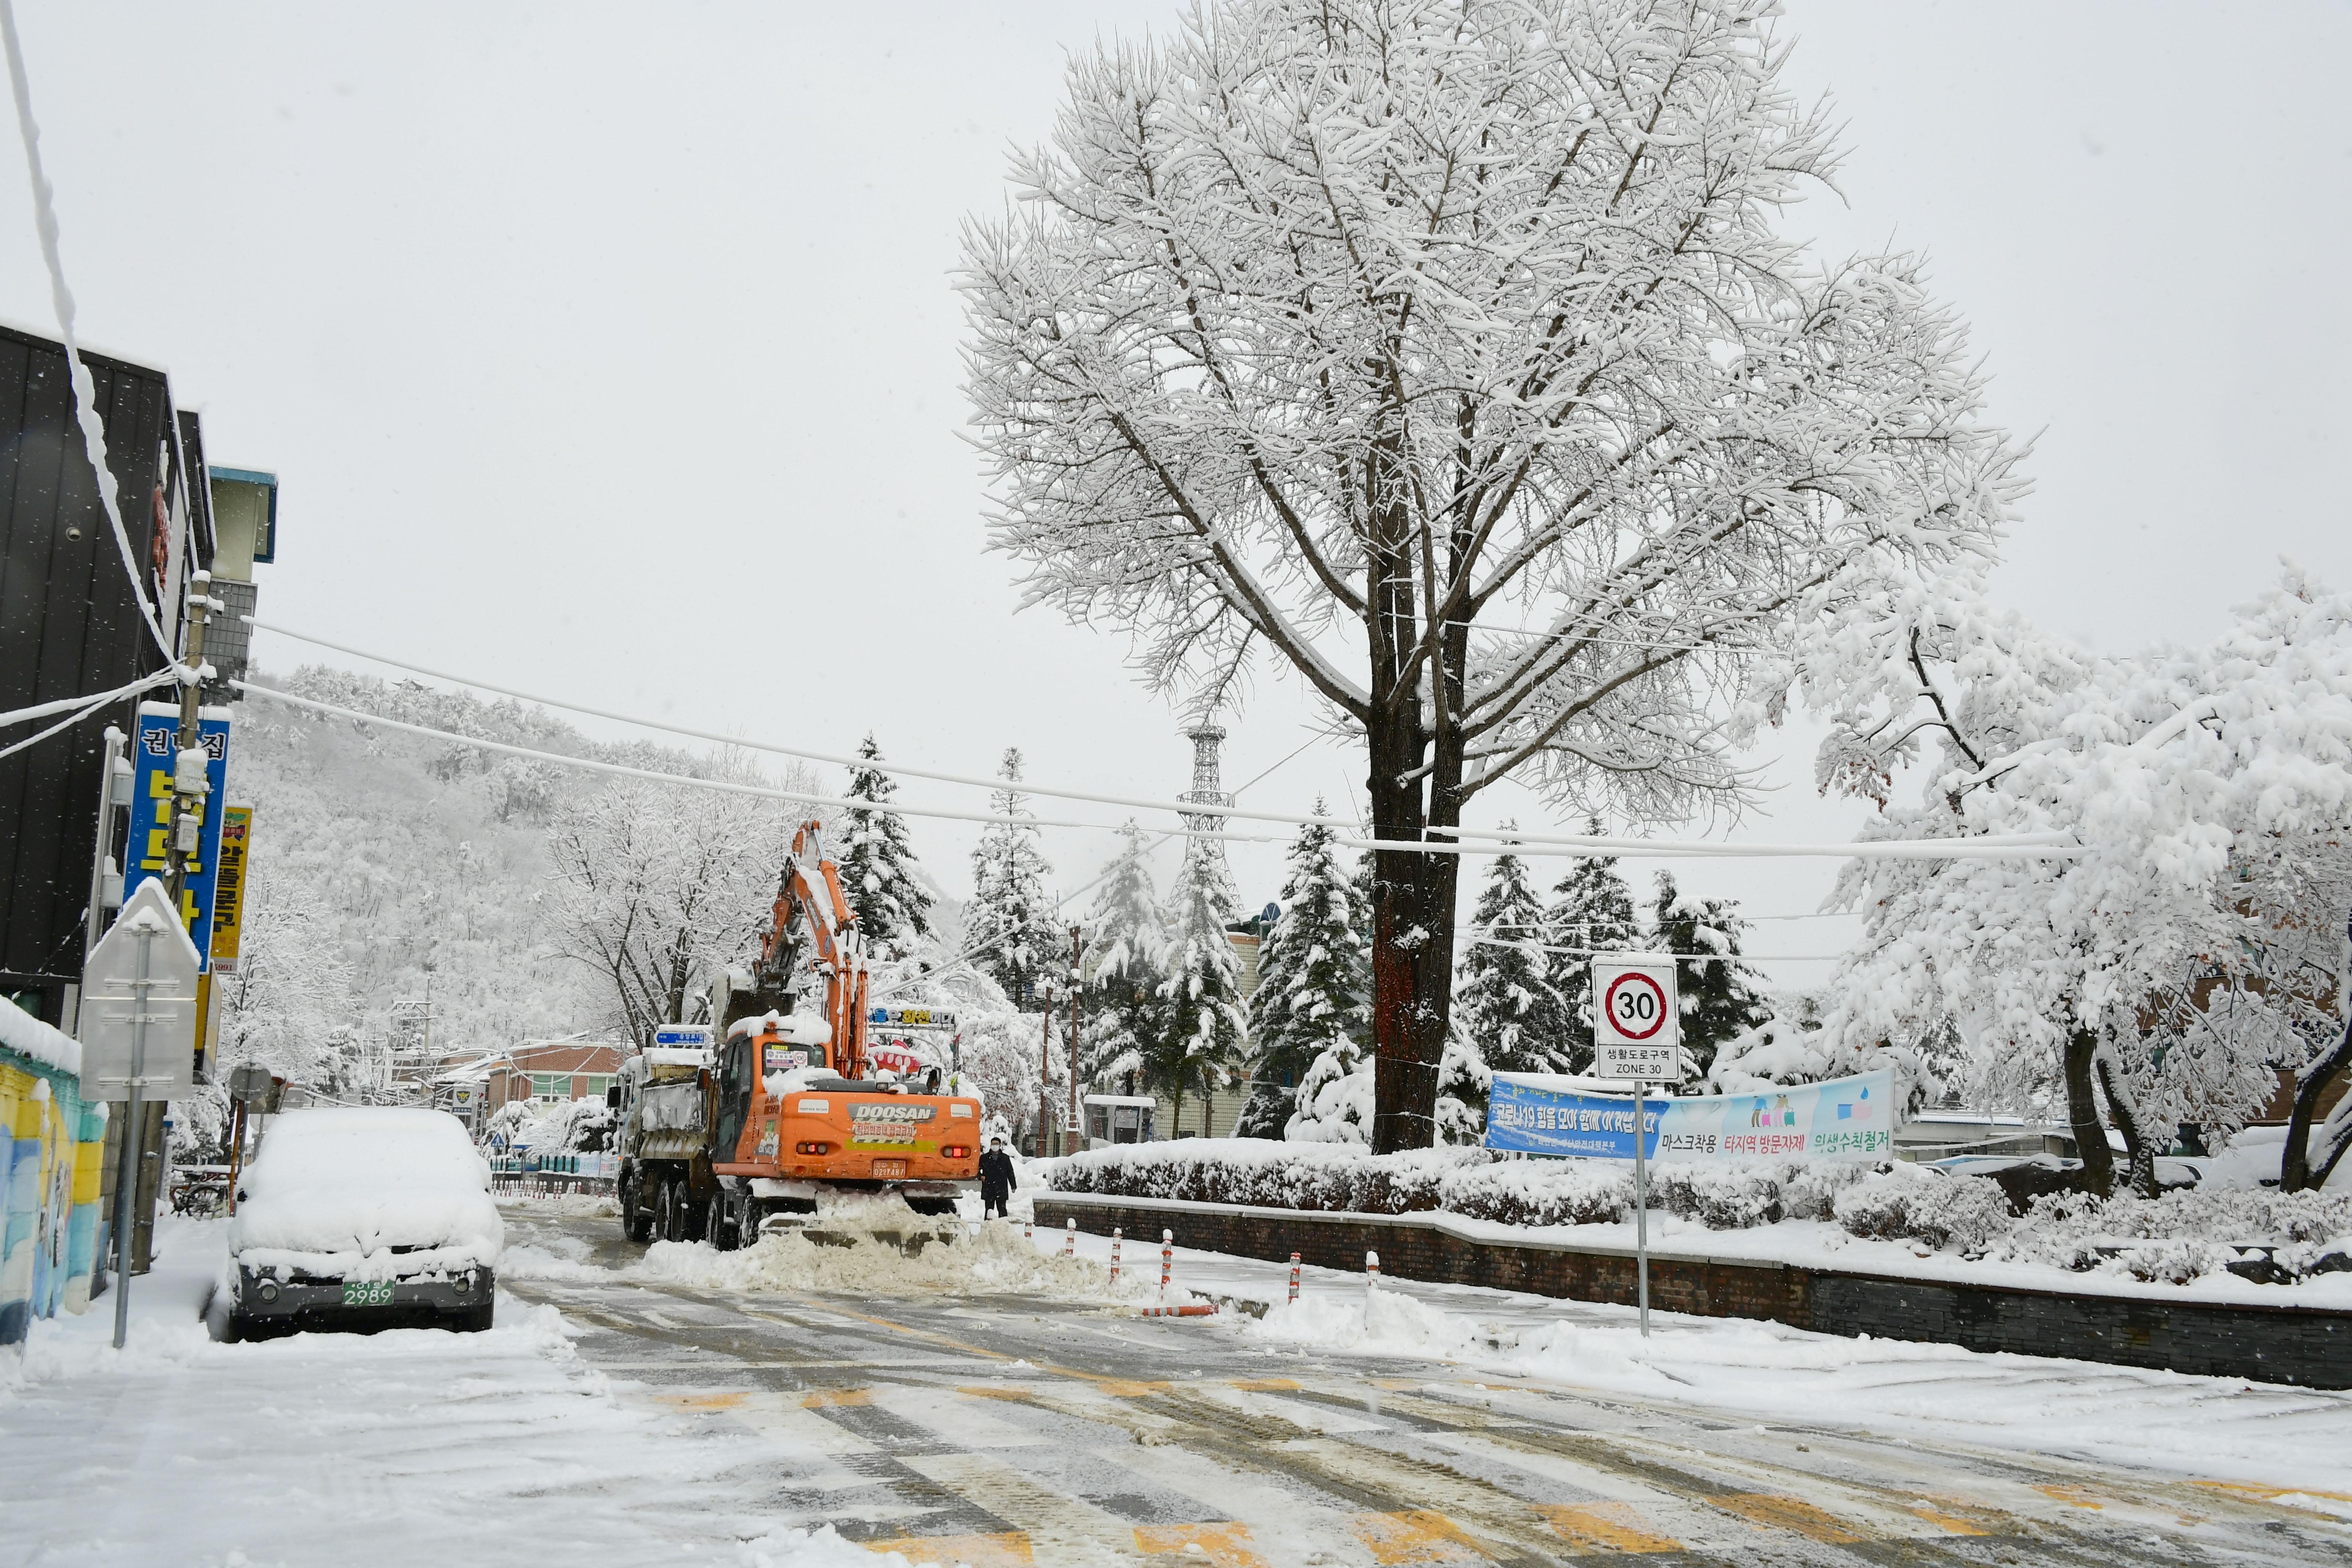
1033,1192,2352,1391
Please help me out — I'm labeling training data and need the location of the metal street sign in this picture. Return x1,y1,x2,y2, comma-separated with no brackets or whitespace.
653,1024,715,1049
1592,956,1680,1082
78,880,203,1103
228,1063,274,1104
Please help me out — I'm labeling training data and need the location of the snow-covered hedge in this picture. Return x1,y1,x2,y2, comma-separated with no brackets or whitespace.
1994,1187,2352,1283
1834,1162,2014,1251
1045,1139,1875,1233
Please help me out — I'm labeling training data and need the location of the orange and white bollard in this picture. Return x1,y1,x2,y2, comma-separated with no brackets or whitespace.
1288,1252,1301,1305
1110,1228,1123,1283
1063,1217,1076,1255
1024,1217,1033,1242
1159,1229,1173,1304
1366,1250,1380,1289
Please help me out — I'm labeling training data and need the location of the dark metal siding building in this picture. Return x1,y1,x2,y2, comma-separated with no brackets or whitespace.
0,323,212,1026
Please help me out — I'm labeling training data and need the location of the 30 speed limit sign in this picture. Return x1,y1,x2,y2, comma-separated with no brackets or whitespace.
1592,957,1680,1081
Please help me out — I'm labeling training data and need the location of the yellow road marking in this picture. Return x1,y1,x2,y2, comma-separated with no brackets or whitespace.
1906,1498,1991,1537
656,1392,749,1410
1229,1377,1299,1392
1710,1493,1865,1543
1351,1509,1491,1563
2193,1480,2352,1505
858,1531,1033,1566
1132,1521,1269,1566
1099,1379,1173,1398
2034,1483,2106,1511
803,1388,872,1408
959,1384,1036,1402
1534,1502,1680,1554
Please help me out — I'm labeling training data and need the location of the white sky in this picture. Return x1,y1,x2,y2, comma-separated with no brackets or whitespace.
4,2,2346,989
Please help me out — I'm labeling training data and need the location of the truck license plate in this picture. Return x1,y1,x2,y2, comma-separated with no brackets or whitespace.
341,1279,395,1307
870,1160,908,1179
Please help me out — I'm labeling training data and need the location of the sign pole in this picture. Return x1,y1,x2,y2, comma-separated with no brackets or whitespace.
1633,1080,1648,1338
110,922,153,1350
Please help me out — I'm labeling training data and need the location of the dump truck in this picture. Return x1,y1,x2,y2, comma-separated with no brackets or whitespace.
613,822,980,1247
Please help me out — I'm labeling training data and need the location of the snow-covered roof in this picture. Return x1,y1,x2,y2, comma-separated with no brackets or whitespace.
641,1047,712,1069
0,998,79,1078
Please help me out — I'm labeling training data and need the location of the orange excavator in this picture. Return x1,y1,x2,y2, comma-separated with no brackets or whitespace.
612,821,980,1248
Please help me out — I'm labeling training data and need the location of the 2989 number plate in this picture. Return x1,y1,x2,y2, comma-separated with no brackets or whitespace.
341,1279,395,1307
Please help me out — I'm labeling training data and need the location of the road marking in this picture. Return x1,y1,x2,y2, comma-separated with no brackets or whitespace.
1708,1493,1865,1543
1130,1522,1267,1566
1098,1380,1174,1398
658,1392,749,1411
2034,1484,2107,1510
1351,1509,1490,1564
901,1450,1154,1564
1906,1497,1993,1536
1228,1378,1298,1393
962,1385,1037,1402
1533,1502,1680,1554
858,1530,1033,1566
805,1388,874,1408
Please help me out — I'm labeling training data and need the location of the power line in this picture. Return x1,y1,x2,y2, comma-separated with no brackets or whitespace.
245,620,2078,863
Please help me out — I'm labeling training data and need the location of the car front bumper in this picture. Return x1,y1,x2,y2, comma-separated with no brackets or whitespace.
232,1263,493,1328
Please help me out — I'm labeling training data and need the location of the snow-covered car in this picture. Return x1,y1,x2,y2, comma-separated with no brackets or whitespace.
226,1108,503,1336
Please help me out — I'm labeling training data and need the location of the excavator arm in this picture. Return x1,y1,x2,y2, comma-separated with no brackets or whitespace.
741,820,871,1080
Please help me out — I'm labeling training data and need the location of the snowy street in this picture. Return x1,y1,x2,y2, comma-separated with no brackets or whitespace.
4,1203,2349,1565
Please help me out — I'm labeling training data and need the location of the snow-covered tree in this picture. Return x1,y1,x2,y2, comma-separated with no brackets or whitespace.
967,749,1060,1010
1454,844,1573,1077
1649,872,1770,1080
1239,811,1367,1137
1077,822,1168,1089
545,761,795,1048
1797,556,2352,1194
963,0,2023,1150
839,735,934,961
1549,833,1645,1073
1152,842,1248,1137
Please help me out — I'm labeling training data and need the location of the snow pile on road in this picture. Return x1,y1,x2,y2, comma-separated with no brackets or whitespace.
634,1221,1153,1303
230,1107,502,1278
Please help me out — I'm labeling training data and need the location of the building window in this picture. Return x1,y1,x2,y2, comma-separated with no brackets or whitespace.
529,1073,569,1101
580,1074,613,1099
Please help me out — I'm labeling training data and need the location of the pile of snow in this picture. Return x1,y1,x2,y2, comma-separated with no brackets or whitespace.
229,1108,502,1279
0,994,79,1075
484,1095,613,1154
631,1218,1152,1304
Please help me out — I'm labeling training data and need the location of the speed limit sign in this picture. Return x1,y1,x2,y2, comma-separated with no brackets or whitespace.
1592,956,1680,1081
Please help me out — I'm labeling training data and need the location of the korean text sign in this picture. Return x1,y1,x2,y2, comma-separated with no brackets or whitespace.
122,702,231,969
1485,1069,1894,1162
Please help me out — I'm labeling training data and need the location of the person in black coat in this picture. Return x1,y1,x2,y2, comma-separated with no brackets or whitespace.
977,1139,1016,1220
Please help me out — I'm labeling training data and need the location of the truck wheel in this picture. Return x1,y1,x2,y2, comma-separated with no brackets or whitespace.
737,1198,765,1251
620,1169,653,1244
656,1178,686,1243
705,1190,736,1251
681,1184,709,1244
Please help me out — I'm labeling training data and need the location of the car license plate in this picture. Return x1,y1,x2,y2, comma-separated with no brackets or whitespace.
870,1159,908,1179
341,1279,395,1307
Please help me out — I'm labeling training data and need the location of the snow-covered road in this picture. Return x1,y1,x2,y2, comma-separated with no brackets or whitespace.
5,1204,2348,1567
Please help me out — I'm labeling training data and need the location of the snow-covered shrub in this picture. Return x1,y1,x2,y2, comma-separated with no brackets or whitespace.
1656,1163,1783,1229
1777,1159,1871,1221
1993,1186,2352,1282
1834,1163,2012,1251
1044,1139,1495,1215
1437,1160,1630,1227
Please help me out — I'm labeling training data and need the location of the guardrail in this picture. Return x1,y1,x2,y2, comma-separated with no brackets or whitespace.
489,1151,618,1197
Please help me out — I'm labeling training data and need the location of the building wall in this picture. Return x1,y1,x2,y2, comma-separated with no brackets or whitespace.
483,1043,623,1113
0,1035,107,1344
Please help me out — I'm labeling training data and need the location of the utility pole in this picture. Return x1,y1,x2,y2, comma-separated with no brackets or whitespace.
161,570,213,910
1068,926,1082,1143
1037,985,1054,1158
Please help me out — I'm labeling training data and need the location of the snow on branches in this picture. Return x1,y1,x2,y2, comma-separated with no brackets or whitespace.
963,0,2024,1150
1801,556,2352,1191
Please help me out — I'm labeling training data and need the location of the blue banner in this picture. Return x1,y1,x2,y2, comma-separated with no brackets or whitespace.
123,702,232,970
1486,1069,1894,1162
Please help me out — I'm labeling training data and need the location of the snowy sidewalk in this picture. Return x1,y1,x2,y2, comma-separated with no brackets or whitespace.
1022,1213,2352,1501
0,1219,924,1568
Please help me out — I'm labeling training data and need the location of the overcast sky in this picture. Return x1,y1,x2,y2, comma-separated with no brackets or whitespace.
5,2,2346,988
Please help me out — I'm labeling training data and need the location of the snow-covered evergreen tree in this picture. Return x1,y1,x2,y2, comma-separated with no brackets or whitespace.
1238,811,1367,1138
1649,871,1770,1079
838,735,933,961
1548,827,1644,1073
1151,843,1247,1137
1077,822,1167,1090
967,748,1059,1010
1454,843,1574,1078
